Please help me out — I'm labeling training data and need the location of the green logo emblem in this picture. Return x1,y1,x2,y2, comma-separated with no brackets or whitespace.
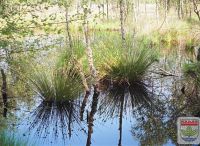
181,126,198,137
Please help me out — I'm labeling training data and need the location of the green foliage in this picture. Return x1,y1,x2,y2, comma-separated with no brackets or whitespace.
183,62,200,85
143,29,179,47
185,38,198,53
56,39,89,73
56,51,72,69
0,132,27,146
92,31,121,70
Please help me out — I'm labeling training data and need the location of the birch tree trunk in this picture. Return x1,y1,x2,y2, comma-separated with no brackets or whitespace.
106,0,109,20
133,0,137,23
102,2,105,20
193,0,200,21
83,6,97,83
156,0,159,23
65,4,89,92
65,6,73,49
119,0,125,43
180,0,184,18
145,0,147,16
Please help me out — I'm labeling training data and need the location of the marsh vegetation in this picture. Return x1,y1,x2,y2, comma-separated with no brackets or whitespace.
0,0,200,146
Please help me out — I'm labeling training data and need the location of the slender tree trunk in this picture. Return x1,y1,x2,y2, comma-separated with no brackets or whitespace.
145,0,147,16
180,0,184,18
126,0,130,18
137,0,140,15
77,60,89,92
102,2,105,20
177,0,180,19
185,0,188,17
164,0,168,21
83,7,97,83
156,0,159,23
193,0,200,21
98,5,101,17
77,1,80,13
119,0,125,43
106,0,109,20
133,0,137,23
65,6,73,49
167,0,170,11
189,1,192,19
65,5,89,92
177,0,184,19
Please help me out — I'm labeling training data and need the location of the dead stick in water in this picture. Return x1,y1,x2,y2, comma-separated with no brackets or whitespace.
1,69,7,106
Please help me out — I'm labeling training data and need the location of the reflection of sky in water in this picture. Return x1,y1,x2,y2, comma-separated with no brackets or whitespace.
14,113,175,146
12,93,175,146
14,107,138,146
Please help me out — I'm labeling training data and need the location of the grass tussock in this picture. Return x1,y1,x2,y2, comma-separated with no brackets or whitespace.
101,43,158,84
31,62,83,102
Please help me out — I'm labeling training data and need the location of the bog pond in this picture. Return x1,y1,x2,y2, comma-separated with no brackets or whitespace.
1,43,198,146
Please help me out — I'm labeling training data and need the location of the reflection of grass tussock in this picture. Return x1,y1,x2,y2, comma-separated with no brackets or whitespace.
28,100,81,139
98,81,154,118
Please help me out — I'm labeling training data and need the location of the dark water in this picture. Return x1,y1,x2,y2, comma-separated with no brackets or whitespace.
1,47,197,146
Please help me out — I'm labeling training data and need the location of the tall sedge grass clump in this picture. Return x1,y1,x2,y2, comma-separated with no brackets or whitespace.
0,132,27,146
102,43,158,84
30,60,83,102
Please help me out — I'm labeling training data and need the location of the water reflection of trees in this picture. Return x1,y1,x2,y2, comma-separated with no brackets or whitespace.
98,81,158,146
131,75,200,146
166,77,200,145
86,87,99,146
131,98,168,146
28,99,81,140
